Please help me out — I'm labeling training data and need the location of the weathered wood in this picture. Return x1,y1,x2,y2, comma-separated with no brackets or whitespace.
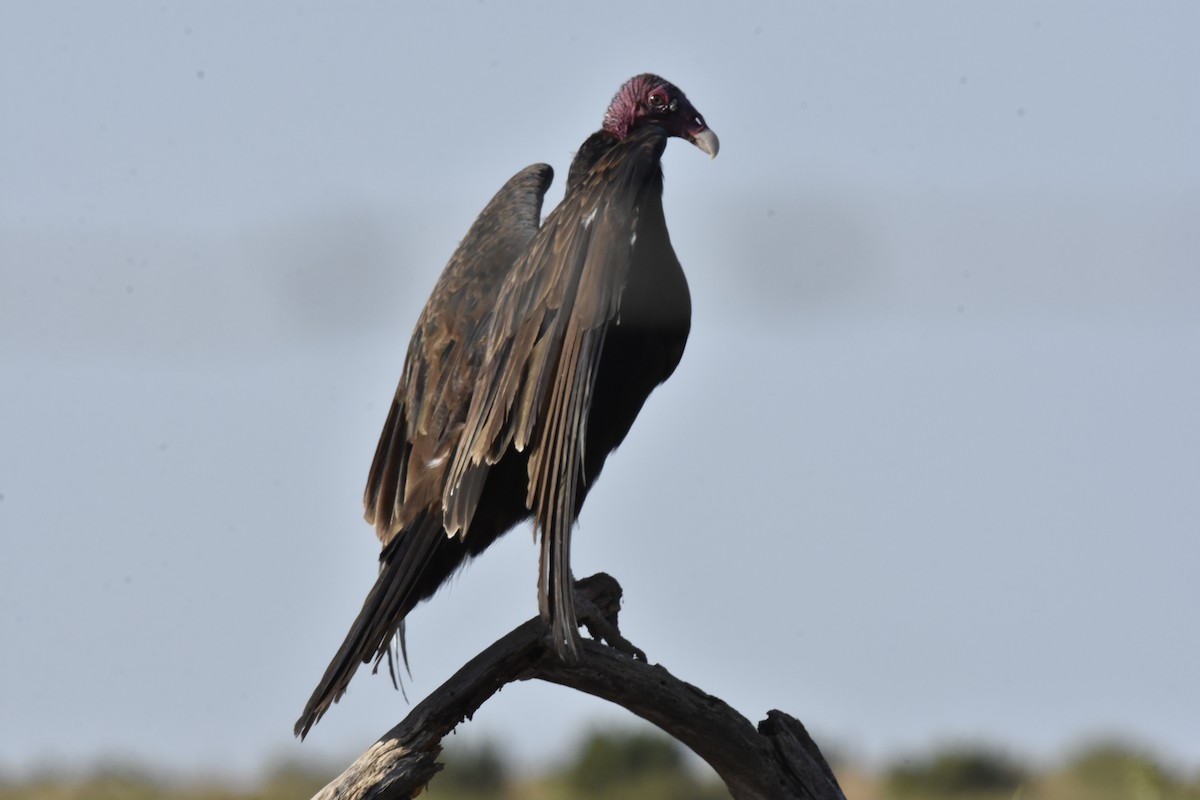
310,574,846,800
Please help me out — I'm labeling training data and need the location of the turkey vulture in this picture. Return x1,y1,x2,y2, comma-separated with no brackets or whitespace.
296,74,717,738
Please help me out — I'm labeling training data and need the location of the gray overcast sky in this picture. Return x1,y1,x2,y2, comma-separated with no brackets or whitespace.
2,0,1197,779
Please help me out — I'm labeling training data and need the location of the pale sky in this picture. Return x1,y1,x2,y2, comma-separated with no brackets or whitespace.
1,0,1197,779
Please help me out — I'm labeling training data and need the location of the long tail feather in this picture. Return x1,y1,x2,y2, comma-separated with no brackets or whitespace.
294,514,447,739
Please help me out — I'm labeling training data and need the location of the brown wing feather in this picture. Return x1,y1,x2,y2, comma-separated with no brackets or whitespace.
364,163,554,545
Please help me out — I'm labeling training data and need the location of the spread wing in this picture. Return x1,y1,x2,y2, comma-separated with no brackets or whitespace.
443,127,673,656
364,163,554,546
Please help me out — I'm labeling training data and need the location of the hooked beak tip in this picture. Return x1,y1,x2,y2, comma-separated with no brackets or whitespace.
691,127,719,159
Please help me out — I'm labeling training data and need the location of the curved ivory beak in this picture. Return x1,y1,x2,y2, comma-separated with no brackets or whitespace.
690,127,720,159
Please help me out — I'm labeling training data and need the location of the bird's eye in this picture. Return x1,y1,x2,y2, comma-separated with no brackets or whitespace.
647,92,668,110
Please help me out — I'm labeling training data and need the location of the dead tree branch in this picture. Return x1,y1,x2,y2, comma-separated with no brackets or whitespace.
310,573,846,800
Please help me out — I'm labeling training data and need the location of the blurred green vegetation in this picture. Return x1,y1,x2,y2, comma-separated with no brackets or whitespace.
874,740,1200,800
2,733,1197,800
885,745,1027,797
421,730,730,800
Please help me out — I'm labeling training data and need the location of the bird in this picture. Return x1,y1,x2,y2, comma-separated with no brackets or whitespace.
295,74,717,739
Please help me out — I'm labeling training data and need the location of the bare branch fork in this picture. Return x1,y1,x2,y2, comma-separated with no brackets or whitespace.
310,573,847,800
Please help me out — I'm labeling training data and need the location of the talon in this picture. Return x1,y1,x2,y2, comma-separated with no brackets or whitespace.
575,594,647,661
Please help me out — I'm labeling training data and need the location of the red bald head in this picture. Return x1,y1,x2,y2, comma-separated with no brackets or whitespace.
602,74,719,158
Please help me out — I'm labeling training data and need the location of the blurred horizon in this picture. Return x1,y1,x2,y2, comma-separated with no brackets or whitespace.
0,725,1196,800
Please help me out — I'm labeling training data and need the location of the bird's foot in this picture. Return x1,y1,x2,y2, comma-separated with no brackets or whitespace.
580,607,646,660
572,573,647,661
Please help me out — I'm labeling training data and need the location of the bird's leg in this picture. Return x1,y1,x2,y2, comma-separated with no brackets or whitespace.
571,574,647,661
